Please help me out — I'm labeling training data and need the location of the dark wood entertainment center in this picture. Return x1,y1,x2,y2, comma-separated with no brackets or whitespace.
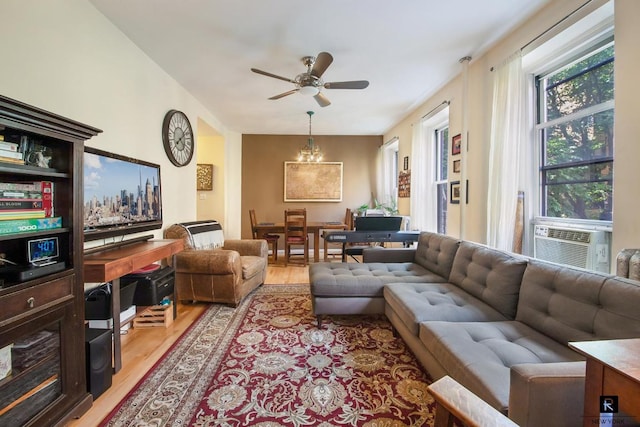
0,95,101,426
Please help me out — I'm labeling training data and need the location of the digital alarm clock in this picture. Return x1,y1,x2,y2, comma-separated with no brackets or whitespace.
27,237,59,266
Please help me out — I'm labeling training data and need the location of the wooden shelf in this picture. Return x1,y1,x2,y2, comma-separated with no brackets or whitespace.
0,163,69,178
0,94,101,426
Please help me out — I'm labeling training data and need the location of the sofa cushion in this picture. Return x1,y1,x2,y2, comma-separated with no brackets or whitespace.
413,232,460,280
310,262,445,298
241,255,267,280
592,276,640,339
515,259,613,344
419,320,584,411
384,283,509,336
449,241,527,319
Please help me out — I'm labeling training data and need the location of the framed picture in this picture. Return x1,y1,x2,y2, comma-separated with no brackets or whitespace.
398,170,411,197
197,163,213,191
452,133,461,155
403,156,409,171
453,159,461,173
450,180,461,204
284,161,343,202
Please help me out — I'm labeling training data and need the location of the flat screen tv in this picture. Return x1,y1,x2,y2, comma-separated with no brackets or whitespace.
83,147,162,241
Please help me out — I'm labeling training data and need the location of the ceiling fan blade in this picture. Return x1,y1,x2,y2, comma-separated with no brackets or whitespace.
311,52,333,78
269,89,299,100
324,80,370,90
251,68,296,84
314,92,331,107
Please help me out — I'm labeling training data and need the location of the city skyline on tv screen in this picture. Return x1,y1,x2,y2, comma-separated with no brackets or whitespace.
83,151,161,229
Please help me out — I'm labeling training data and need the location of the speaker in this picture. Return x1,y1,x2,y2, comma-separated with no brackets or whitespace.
85,328,112,399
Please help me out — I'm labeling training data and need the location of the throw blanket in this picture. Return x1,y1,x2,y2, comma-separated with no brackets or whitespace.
180,220,225,249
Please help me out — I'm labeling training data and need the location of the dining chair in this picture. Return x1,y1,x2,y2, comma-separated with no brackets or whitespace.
323,208,352,261
284,208,308,266
249,209,279,263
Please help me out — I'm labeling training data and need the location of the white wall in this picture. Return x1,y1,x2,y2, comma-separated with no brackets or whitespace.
0,0,242,243
387,0,639,263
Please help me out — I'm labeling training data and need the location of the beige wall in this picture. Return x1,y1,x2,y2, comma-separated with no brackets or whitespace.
612,0,640,257
241,134,382,242
196,118,226,222
385,0,639,264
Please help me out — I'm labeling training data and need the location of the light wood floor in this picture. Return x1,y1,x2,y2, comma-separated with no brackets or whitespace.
68,264,311,426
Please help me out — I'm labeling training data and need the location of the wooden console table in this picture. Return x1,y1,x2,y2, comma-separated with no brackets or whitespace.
569,338,640,427
84,239,184,372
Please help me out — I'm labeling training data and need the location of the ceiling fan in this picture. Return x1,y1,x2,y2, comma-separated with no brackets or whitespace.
250,52,369,107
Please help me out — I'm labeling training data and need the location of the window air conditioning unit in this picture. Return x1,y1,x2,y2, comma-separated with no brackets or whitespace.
533,225,611,273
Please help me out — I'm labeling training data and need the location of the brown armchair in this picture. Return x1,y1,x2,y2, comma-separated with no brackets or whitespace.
164,220,268,306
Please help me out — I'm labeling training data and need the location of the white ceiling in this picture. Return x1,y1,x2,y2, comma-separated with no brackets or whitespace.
89,0,549,136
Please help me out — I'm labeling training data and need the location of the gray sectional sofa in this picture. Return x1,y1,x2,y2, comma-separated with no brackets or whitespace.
309,231,640,427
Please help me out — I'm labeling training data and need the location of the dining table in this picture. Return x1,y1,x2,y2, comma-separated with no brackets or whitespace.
253,221,347,262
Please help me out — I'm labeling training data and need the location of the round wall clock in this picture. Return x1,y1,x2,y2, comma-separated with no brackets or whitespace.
162,109,194,167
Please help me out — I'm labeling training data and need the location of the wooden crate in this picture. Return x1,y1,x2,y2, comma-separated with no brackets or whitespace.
133,304,173,328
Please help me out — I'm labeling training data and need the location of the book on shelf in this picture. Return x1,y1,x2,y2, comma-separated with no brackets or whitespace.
1,190,44,199
0,181,53,216
0,199,44,210
0,181,49,192
0,141,18,152
0,149,23,160
0,217,62,235
0,155,24,165
0,210,46,220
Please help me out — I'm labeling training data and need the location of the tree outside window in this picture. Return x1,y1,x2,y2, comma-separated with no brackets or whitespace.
537,41,614,221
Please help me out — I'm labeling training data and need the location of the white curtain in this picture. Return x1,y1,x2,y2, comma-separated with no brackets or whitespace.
376,140,397,208
375,147,385,205
410,120,437,231
487,51,526,250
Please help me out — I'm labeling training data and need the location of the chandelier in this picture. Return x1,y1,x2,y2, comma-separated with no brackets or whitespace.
297,111,323,162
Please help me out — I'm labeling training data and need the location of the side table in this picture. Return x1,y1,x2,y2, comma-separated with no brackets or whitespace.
569,338,640,427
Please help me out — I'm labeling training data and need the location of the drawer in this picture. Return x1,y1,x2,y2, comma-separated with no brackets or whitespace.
0,275,74,325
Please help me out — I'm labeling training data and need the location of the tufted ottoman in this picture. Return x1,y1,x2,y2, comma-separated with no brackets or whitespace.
309,261,448,326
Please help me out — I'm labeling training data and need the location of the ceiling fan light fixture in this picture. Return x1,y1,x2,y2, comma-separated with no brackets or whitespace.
251,51,368,107
298,85,320,96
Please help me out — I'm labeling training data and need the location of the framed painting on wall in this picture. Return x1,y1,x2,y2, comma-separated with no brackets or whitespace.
284,161,343,202
398,170,411,198
453,159,461,173
197,163,213,191
452,133,461,155
450,180,461,204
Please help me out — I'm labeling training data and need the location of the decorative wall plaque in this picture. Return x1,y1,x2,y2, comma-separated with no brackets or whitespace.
398,170,411,198
197,163,213,191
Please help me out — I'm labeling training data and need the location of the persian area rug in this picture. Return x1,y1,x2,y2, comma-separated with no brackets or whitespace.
101,285,436,427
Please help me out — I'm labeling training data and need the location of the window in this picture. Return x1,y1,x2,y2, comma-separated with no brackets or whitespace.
536,40,614,221
377,138,399,210
435,126,449,233
411,105,448,232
